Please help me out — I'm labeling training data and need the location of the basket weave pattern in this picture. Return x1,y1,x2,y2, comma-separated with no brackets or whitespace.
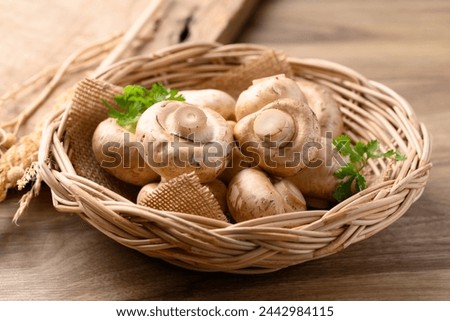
39,43,432,273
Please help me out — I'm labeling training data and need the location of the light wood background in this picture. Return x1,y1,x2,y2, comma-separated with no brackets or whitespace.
1,0,449,300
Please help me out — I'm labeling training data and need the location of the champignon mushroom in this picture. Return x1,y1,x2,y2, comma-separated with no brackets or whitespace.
286,137,344,204
233,98,320,177
92,118,160,186
204,179,228,213
137,182,160,205
180,89,236,121
296,78,343,138
135,101,233,183
227,168,306,222
234,74,306,121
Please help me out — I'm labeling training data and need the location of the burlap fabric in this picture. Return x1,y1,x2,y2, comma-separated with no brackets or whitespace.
137,172,228,222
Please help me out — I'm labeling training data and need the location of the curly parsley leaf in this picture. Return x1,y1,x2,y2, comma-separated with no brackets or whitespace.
332,134,406,202
103,83,184,132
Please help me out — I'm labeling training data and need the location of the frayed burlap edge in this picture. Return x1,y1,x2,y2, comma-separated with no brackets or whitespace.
138,172,227,222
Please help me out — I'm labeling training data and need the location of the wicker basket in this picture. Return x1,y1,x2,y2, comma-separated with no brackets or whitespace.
38,42,432,274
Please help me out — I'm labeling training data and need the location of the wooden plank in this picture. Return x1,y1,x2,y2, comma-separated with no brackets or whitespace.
181,0,260,44
141,0,260,52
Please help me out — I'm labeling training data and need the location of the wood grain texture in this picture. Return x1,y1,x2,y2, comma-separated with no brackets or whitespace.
141,0,260,52
1,0,449,300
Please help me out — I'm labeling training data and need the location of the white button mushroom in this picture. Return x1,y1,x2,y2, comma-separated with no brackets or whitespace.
92,118,160,186
227,168,306,222
286,137,344,206
180,89,236,121
234,98,320,177
204,179,228,214
234,74,307,121
296,78,344,138
137,182,160,205
135,101,234,183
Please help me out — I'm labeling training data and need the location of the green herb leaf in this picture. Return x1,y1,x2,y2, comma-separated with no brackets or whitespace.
366,140,379,158
103,83,184,132
333,134,406,202
354,141,367,156
333,179,355,203
355,173,366,192
334,163,356,179
333,134,353,156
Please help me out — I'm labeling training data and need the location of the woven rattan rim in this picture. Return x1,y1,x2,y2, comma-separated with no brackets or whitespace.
38,42,432,274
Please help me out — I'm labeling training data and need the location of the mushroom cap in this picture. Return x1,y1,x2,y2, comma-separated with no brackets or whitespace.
227,168,284,222
204,179,228,213
234,98,321,177
137,182,160,205
286,136,343,201
235,74,307,121
227,168,306,222
180,89,236,121
135,101,234,183
92,118,160,186
296,78,343,138
272,178,307,212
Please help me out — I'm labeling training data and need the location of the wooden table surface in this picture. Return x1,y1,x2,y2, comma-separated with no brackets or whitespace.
1,0,449,300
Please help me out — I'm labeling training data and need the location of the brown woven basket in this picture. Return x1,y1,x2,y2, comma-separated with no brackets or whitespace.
38,42,432,274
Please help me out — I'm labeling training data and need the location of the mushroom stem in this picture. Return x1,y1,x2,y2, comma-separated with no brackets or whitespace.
166,105,211,142
253,109,295,145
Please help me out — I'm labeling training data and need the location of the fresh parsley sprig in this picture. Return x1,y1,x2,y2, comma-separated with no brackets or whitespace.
103,83,184,132
332,134,406,202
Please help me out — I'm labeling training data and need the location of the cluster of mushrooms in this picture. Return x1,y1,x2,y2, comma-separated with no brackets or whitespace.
92,74,344,222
